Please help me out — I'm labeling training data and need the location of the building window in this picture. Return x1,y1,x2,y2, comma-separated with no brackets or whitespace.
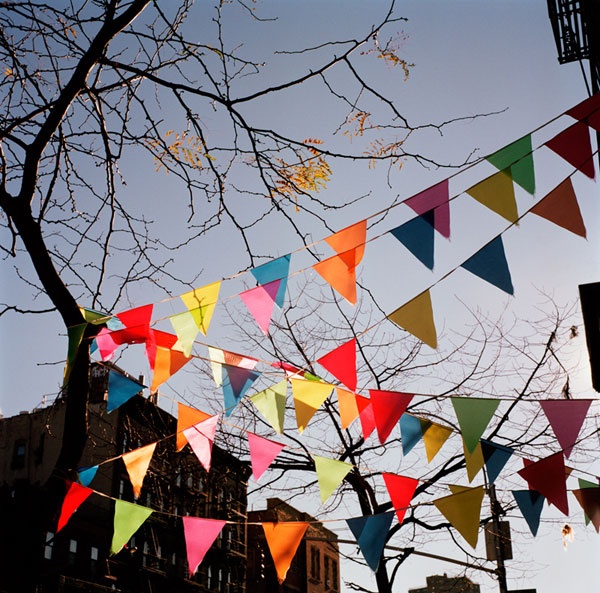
11,440,26,470
90,546,99,574
68,539,77,565
331,558,338,590
325,555,330,587
310,546,321,581
44,532,54,560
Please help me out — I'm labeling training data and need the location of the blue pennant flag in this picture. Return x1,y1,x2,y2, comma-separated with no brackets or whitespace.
512,490,545,536
461,236,514,295
222,364,261,417
346,511,394,572
107,371,144,412
390,211,435,270
78,465,99,487
400,414,425,456
250,254,291,308
481,440,513,485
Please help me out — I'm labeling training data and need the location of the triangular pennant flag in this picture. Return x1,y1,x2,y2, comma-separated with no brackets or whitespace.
573,488,600,532
405,179,451,238
325,220,367,264
400,414,429,456
107,371,144,412
239,279,281,335
57,482,93,532
531,178,586,238
95,327,120,361
487,134,535,194
512,490,545,536
390,213,435,270
77,465,99,487
247,432,285,481
183,416,219,472
262,522,309,584
250,381,287,434
176,403,212,452
578,478,599,526
433,485,484,548
387,290,437,349
221,364,261,416
451,397,499,453
338,388,360,430
466,169,518,223
346,511,394,572
463,441,485,483
355,395,376,440
480,440,514,485
64,323,87,383
313,455,353,504
250,254,291,308
116,304,153,343
180,281,221,335
382,473,419,525
317,338,357,392
290,378,334,433
183,517,227,576
313,250,360,305
566,93,600,123
122,443,156,499
208,347,259,387
369,390,414,445
540,399,592,458
150,345,192,392
145,329,178,371
80,307,110,325
110,500,153,555
422,421,453,462
546,121,595,179
461,237,514,295
517,452,569,515
170,310,200,357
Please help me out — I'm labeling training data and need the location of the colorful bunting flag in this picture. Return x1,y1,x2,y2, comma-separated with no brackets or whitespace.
250,254,291,308
122,443,156,499
313,455,353,504
346,511,394,572
77,465,99,487
325,219,367,265
183,517,227,576
95,327,120,361
387,290,437,349
116,304,153,343
239,279,281,335
170,310,200,357
487,134,535,194
578,478,599,526
451,397,499,453
461,237,514,295
573,488,600,533
208,347,258,387
480,440,514,485
382,473,419,524
463,441,485,483
145,329,178,371
180,281,221,335
433,485,484,548
221,364,261,416
566,93,600,124
150,345,192,392
337,388,360,430
183,416,219,472
290,378,334,433
369,390,414,445
512,490,545,536
317,338,357,392
57,482,93,532
250,381,287,434
540,399,592,458
400,414,429,456
404,179,451,238
107,370,144,412
390,213,435,270
110,500,153,555
65,323,87,383
313,249,361,305
176,403,212,452
355,395,376,440
247,432,285,481
262,521,309,584
422,421,453,463
517,452,569,516
545,121,595,179
466,169,518,223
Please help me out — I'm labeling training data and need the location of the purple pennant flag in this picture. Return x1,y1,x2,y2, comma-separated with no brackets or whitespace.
404,179,451,238
221,364,260,416
540,399,592,458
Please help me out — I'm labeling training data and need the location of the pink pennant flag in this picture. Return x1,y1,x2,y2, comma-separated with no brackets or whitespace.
239,279,281,335
317,338,357,392
356,395,376,440
183,416,219,472
369,390,414,445
183,517,227,576
382,473,419,525
247,432,285,481
405,179,451,238
540,399,592,458
545,121,595,179
57,481,93,532
518,452,569,515
95,327,120,361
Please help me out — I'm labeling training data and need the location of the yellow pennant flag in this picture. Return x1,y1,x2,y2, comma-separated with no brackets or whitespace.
466,169,518,223
313,455,353,504
387,290,437,349
262,522,309,584
423,422,453,463
170,310,199,356
180,281,221,335
434,485,485,548
122,443,156,499
290,378,334,433
176,403,212,451
337,388,360,430
463,441,485,483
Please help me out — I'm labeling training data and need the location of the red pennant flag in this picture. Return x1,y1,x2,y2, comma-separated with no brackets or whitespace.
116,304,153,343
57,482,93,532
317,338,357,391
382,473,419,524
545,121,595,179
566,93,600,131
540,399,592,458
146,329,178,370
356,395,376,440
518,452,569,515
369,390,414,445
531,178,586,238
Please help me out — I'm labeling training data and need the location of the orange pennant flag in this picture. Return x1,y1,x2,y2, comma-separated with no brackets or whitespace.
122,443,156,499
325,220,367,264
423,421,453,463
262,522,309,584
337,388,360,430
290,378,334,433
434,485,485,548
176,403,212,452
531,178,586,238
466,169,518,223
150,346,192,392
313,249,360,304
387,290,437,349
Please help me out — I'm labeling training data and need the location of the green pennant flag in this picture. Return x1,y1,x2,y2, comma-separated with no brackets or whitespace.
110,500,153,555
487,134,535,194
64,323,88,384
250,380,287,434
313,455,353,504
451,397,499,453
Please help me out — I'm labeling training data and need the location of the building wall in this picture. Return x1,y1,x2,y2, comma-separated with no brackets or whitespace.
409,574,481,593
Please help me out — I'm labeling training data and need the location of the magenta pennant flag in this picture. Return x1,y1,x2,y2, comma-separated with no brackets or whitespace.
183,517,227,576
545,121,595,179
239,279,281,335
540,399,592,458
317,338,357,392
57,481,93,532
369,390,414,445
95,327,120,361
183,416,219,472
517,452,569,515
404,179,451,238
247,432,285,481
